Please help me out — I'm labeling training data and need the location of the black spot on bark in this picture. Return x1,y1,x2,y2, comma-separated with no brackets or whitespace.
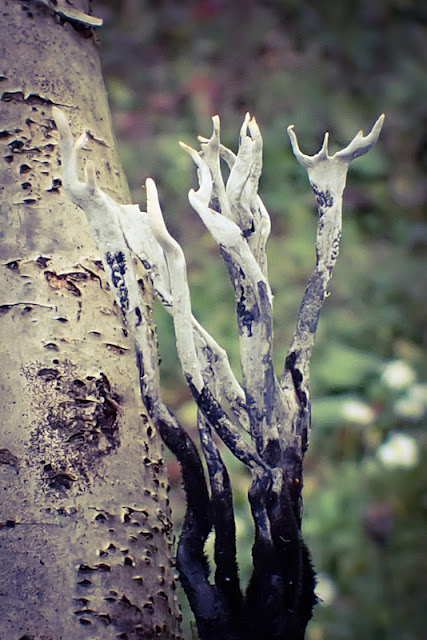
95,513,107,522
8,139,24,153
5,259,21,270
46,177,62,193
1,91,24,102
35,255,50,268
37,367,60,381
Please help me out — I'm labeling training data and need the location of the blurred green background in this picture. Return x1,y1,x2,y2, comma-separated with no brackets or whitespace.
95,2,426,638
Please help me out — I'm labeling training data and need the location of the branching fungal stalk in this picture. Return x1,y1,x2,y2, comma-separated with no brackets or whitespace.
53,107,384,640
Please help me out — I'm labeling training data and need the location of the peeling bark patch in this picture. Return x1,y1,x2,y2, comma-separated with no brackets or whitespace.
44,270,83,296
23,361,121,489
105,342,129,355
5,259,21,271
0,90,54,107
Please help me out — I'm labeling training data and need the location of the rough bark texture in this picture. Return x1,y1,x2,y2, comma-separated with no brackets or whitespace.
0,2,182,638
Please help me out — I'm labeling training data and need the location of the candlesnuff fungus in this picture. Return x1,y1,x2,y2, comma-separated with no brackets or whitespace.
53,107,383,640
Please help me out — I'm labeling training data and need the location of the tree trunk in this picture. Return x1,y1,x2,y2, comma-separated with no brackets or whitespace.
0,2,182,638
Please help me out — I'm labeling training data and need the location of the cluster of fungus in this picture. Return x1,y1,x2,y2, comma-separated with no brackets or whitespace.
53,107,383,640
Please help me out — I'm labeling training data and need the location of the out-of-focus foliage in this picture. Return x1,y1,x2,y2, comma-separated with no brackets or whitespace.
94,1,426,637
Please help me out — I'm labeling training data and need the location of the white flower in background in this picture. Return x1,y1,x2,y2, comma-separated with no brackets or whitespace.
342,399,375,425
315,572,338,606
381,360,416,390
394,383,427,420
376,432,419,468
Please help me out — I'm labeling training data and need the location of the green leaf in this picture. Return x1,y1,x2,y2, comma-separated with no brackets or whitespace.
312,342,381,392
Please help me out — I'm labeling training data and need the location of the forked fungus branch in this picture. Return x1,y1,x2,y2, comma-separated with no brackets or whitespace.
53,107,384,640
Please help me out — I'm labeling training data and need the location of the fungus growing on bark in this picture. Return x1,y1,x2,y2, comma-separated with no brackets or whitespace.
53,106,383,640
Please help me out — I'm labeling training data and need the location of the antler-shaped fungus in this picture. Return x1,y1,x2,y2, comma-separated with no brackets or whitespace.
53,107,384,640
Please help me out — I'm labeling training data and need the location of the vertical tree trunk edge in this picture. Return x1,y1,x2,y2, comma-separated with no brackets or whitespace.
0,2,183,639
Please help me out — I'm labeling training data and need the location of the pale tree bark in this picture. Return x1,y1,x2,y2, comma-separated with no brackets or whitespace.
0,2,182,639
